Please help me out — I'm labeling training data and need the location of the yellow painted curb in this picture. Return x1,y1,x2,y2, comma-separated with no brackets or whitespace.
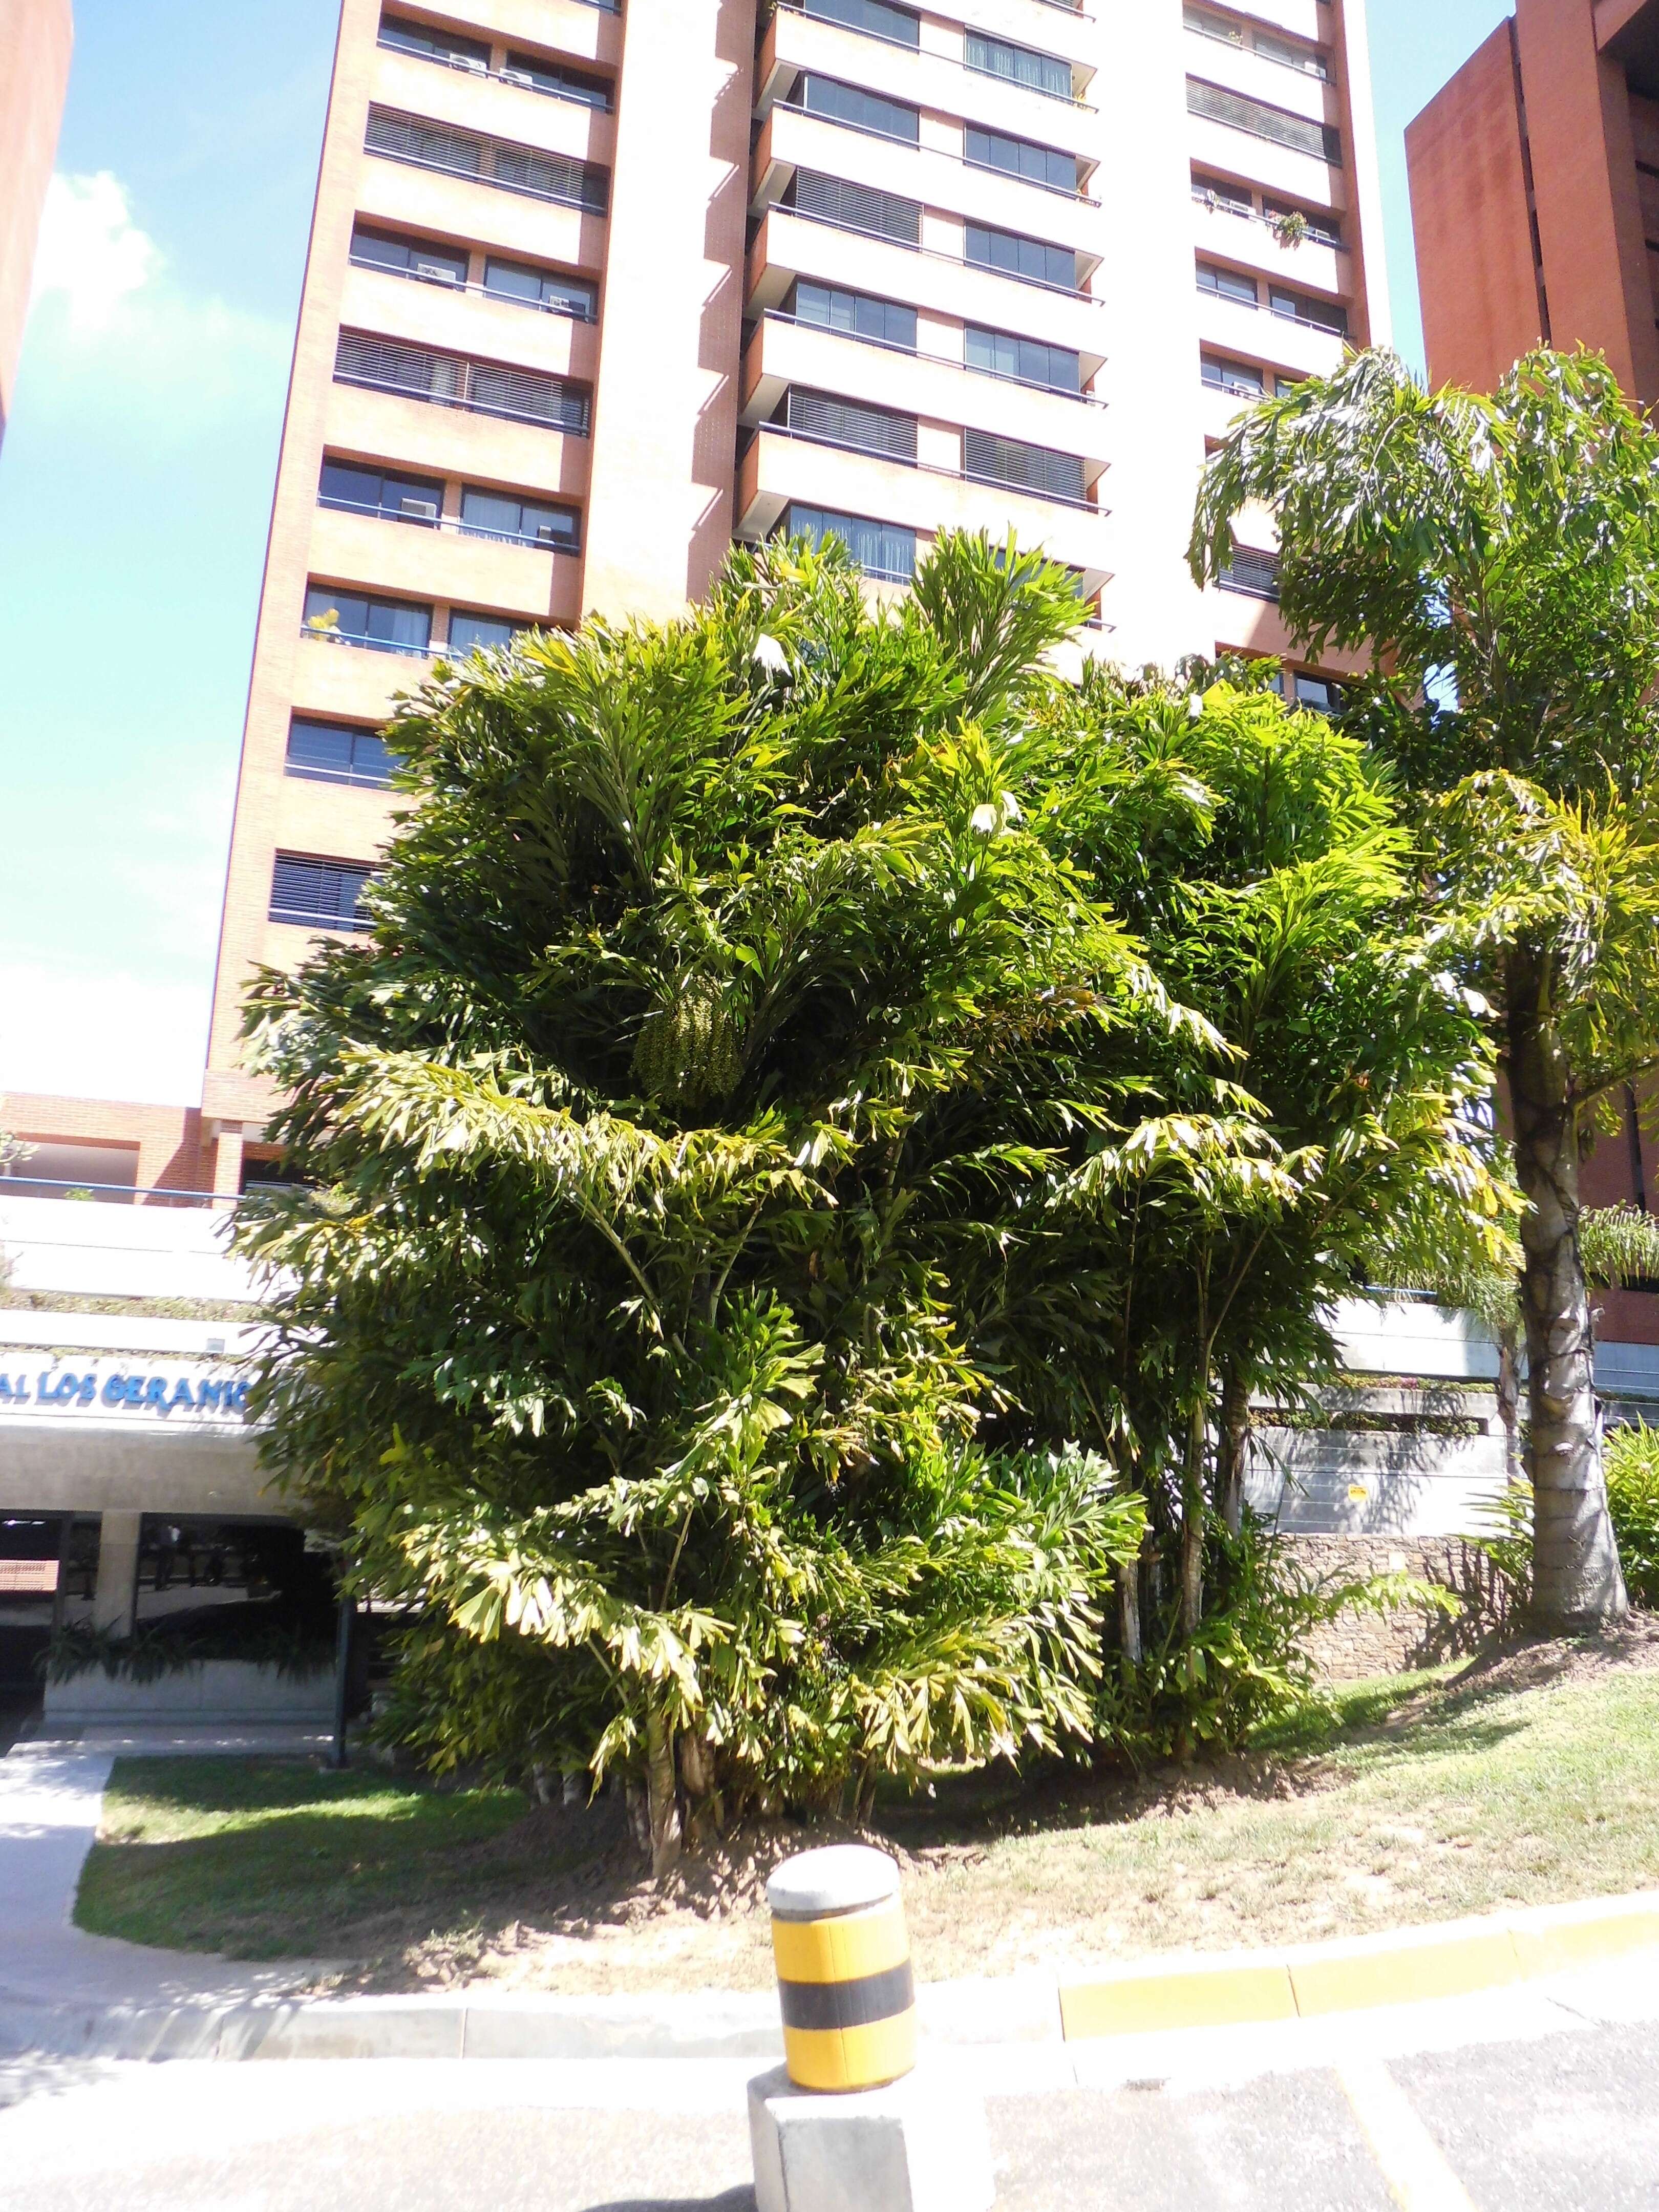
1057,1890,1659,2041
1060,1960,1294,2040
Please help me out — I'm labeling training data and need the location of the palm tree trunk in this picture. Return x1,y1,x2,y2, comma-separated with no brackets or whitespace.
1180,1392,1207,1639
645,1702,683,1880
1507,953,1628,1630
1217,1362,1251,1537
1496,1325,1523,1490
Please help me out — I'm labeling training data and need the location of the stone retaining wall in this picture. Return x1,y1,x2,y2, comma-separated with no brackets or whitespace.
1283,1534,1512,1679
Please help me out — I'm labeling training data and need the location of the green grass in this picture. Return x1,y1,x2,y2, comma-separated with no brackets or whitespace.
73,1646,1659,1992
76,1759,532,1958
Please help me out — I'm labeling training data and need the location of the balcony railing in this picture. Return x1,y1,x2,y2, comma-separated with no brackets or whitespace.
349,249,600,322
1191,185,1344,253
759,308,1104,403
301,621,434,658
776,88,1100,205
334,330,592,433
377,33,615,109
317,492,581,552
769,197,1101,303
365,107,611,215
750,420,1104,515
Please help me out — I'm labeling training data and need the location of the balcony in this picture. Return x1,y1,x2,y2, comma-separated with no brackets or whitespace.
1187,97,1347,209
368,50,615,169
323,380,592,502
1195,287,1347,380
1190,189,1344,291
334,329,591,434
746,206,1105,356
736,421,1110,589
1181,33,1336,132
740,312,1108,469
339,261,599,382
354,156,604,276
364,107,610,216
439,0,622,69
756,7,1100,159
307,503,570,621
751,104,1103,261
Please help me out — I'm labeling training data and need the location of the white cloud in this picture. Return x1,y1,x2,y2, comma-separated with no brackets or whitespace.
0,961,210,1108
31,172,163,330
18,171,290,435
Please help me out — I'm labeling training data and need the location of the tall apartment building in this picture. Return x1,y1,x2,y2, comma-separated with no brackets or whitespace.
175,0,1387,1189
0,0,73,450
1407,0,1659,407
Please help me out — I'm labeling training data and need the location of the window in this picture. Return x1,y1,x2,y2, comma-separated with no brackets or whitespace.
783,503,916,581
1184,7,1328,79
365,106,611,212
349,224,468,287
447,611,528,655
785,169,921,246
334,330,592,433
1187,79,1343,165
965,221,1077,291
793,74,920,144
963,325,1080,393
1269,285,1347,335
1252,27,1329,79
1263,198,1341,247
318,458,444,523
270,854,376,931
500,52,612,107
784,387,918,461
1197,261,1259,307
1280,669,1347,713
460,487,581,549
1217,545,1280,599
285,719,398,788
483,258,597,321
303,586,432,655
802,0,920,46
964,126,1079,195
964,32,1074,102
963,426,1086,501
1201,353,1265,397
1193,173,1254,216
378,13,490,68
790,280,917,350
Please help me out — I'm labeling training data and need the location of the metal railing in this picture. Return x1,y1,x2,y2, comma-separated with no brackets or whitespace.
1183,13,1331,83
300,622,434,658
759,308,1105,406
775,90,1101,207
1196,276,1348,339
348,251,599,323
750,419,1105,515
765,198,1102,304
0,1177,221,1208
364,106,611,216
377,34,614,110
317,494,581,554
334,330,592,434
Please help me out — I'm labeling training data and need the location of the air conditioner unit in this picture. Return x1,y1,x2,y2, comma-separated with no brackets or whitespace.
414,262,458,284
400,498,440,521
457,53,486,72
535,523,561,544
501,67,533,87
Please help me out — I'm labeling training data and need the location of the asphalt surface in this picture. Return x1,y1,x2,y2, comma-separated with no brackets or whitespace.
4,2018,1658,2210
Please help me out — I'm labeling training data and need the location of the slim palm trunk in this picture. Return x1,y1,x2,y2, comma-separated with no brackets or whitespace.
1507,953,1628,1629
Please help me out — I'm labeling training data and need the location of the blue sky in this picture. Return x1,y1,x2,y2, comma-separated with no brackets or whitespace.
0,0,1513,1105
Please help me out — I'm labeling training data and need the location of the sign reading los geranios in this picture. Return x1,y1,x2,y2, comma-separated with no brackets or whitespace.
0,1362,252,1419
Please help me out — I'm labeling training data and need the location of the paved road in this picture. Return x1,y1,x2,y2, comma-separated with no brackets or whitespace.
5,2012,1657,2209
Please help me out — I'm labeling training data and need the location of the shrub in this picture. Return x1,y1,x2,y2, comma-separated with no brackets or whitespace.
1604,1424,1659,1609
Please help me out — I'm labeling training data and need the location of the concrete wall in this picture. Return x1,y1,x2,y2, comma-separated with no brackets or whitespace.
0,0,72,441
0,1194,271,1303
1,1091,211,1198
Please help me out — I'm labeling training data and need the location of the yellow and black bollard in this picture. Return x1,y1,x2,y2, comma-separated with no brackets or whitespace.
767,1845,917,2093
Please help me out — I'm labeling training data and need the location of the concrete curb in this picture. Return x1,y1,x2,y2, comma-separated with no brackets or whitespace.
1057,1890,1659,2040
5,1893,1656,2066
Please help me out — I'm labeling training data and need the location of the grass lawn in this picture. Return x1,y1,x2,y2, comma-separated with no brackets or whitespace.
75,1630,1659,1995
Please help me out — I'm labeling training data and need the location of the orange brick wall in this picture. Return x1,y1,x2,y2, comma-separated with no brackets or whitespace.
0,1092,211,1199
